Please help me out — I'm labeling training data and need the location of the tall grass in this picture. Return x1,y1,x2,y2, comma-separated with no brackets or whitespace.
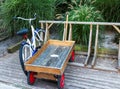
55,0,104,45
69,5,104,45
93,0,120,22
0,0,56,36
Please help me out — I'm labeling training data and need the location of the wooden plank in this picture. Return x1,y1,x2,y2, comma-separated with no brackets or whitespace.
46,46,70,67
32,45,58,66
92,24,99,67
60,46,75,74
39,20,120,26
32,45,71,68
25,65,61,75
84,24,93,66
49,40,75,46
55,46,71,68
112,25,120,34
48,23,53,30
35,73,57,81
118,38,120,69
7,41,22,53
33,45,70,68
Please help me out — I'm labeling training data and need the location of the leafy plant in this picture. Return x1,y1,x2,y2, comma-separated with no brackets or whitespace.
55,0,104,45
0,0,56,36
93,0,120,22
68,5,104,45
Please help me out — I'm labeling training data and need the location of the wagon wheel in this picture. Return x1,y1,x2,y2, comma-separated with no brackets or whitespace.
57,73,65,89
27,72,36,85
69,50,75,62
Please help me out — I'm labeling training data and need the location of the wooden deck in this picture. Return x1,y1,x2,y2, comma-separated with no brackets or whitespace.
0,51,120,89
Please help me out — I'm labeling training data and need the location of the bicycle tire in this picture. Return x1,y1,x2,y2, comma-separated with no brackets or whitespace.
19,44,32,76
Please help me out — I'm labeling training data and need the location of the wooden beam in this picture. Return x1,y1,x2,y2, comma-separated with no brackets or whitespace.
68,24,72,41
112,25,120,34
48,23,53,30
35,73,57,81
84,24,93,66
39,20,120,26
92,24,99,68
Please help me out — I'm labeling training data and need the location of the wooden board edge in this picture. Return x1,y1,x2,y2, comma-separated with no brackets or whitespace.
25,65,61,75
25,41,49,64
35,73,57,81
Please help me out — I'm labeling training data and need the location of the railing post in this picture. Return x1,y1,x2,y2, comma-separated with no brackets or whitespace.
44,23,48,43
92,24,99,67
63,14,68,41
40,23,44,42
84,24,93,66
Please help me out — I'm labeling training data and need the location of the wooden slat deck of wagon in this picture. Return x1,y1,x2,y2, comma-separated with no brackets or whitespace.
25,40,75,75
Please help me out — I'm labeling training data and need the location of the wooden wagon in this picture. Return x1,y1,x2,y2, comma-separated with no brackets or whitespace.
25,40,75,89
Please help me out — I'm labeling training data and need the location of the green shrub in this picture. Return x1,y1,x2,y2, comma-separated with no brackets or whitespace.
68,5,104,45
0,0,56,36
93,0,120,22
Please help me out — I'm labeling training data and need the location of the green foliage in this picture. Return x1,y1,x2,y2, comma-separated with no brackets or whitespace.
55,0,120,22
55,0,104,45
69,5,104,45
0,0,56,36
93,0,120,22
55,0,95,15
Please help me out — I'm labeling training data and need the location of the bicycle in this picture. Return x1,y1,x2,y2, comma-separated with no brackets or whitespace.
14,14,45,75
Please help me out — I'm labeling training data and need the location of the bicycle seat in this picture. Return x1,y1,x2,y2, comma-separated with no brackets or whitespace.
17,28,28,35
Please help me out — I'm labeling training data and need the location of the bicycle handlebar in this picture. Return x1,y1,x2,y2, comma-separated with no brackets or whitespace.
13,13,37,25
13,13,37,21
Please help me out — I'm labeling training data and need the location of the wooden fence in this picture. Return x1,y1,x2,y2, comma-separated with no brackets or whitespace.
39,20,120,68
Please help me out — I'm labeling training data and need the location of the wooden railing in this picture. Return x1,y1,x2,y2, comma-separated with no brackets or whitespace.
39,20,120,68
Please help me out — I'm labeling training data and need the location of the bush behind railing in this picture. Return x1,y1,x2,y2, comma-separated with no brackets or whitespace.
0,0,56,37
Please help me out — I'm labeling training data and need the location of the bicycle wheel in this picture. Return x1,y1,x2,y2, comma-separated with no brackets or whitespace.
19,44,32,76
35,28,45,48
